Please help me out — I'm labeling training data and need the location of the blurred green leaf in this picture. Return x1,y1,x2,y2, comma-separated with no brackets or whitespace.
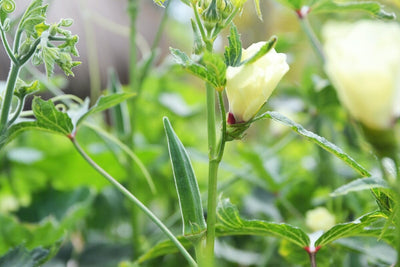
19,0,47,37
170,48,226,90
331,176,389,197
0,246,49,267
313,1,395,19
260,111,371,177
76,93,136,127
224,24,242,67
135,237,191,264
0,214,64,255
216,198,310,248
163,117,206,238
32,97,73,136
315,212,387,247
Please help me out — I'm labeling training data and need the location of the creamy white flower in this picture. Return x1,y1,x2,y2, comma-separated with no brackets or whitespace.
305,207,336,232
323,20,400,130
226,42,289,123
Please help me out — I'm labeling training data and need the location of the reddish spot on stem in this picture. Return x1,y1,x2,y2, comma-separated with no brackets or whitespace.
67,132,76,140
227,112,236,124
296,6,311,19
304,245,321,254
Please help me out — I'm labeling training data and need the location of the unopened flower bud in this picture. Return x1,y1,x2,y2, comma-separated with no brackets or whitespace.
226,42,289,124
305,207,335,232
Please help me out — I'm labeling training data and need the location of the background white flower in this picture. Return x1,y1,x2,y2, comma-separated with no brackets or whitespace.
323,20,400,130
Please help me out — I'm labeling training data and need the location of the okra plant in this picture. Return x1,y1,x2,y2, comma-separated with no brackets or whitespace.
0,0,400,266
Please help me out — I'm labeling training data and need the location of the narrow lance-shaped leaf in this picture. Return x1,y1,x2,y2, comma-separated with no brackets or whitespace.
241,36,277,66
331,176,389,197
216,198,310,248
76,92,136,127
163,117,206,239
224,23,242,67
258,111,371,177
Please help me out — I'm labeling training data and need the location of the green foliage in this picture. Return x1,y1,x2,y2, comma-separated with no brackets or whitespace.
170,48,227,90
163,117,207,238
216,198,310,248
224,24,242,67
260,111,371,177
241,36,277,66
19,0,47,38
312,1,396,19
331,176,389,197
0,246,50,267
275,0,395,19
315,212,390,247
76,93,136,127
135,237,192,264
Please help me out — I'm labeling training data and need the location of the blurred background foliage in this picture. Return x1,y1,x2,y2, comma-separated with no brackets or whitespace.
0,0,399,266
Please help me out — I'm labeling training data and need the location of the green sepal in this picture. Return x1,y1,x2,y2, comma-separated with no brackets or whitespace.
241,36,277,66
170,48,226,90
163,117,207,241
224,23,242,67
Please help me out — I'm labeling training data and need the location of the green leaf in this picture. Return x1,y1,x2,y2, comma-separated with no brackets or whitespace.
201,52,226,90
1,97,74,144
260,111,371,177
216,198,310,248
163,117,206,238
224,23,242,67
14,79,39,99
135,237,192,264
170,48,226,90
41,46,58,77
0,214,64,256
313,1,395,19
32,97,73,136
253,0,262,19
76,92,136,127
0,246,49,267
153,0,166,7
19,0,47,37
331,176,389,197
191,19,203,54
315,212,388,247
241,36,277,66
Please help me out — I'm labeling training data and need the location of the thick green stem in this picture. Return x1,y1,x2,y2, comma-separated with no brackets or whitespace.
70,137,197,267
204,82,220,266
0,64,20,134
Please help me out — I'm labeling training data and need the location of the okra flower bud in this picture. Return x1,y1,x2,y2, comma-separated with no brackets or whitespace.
305,207,335,232
226,42,289,124
323,20,400,130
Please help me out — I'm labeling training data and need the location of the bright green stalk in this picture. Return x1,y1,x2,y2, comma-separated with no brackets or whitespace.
0,64,20,134
0,27,17,65
298,15,325,63
70,137,197,267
